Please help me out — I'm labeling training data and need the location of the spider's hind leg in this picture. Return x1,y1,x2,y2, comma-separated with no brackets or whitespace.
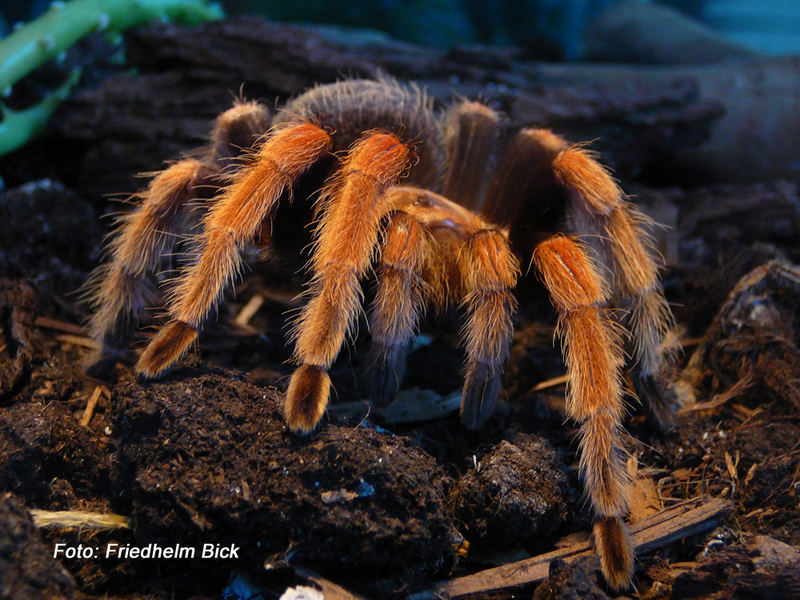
532,235,633,590
555,146,680,427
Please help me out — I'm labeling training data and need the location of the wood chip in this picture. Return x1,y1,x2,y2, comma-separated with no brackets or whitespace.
681,337,704,348
80,385,109,427
34,316,87,336
234,294,264,326
525,374,569,396
678,375,753,415
321,489,359,504
55,333,100,349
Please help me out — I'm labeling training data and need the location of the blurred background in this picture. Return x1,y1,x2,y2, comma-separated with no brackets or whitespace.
2,0,800,58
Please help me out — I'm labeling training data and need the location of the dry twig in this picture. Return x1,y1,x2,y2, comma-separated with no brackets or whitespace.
234,294,264,326
55,333,100,349
678,375,753,415
34,316,87,336
80,385,110,427
525,374,569,396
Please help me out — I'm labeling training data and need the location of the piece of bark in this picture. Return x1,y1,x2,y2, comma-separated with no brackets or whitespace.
410,497,730,599
631,181,800,334
676,180,800,249
583,1,758,65
680,260,800,410
80,18,800,184
0,281,36,400
1,16,723,202
670,534,800,600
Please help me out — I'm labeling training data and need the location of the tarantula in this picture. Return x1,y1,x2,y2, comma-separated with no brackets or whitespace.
86,78,677,589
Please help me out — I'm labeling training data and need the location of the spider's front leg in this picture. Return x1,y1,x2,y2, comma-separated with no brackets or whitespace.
532,235,633,590
135,122,332,377
286,132,411,432
365,186,519,423
86,101,271,378
85,158,214,377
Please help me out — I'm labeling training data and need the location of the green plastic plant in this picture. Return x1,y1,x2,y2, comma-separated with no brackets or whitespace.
0,0,224,156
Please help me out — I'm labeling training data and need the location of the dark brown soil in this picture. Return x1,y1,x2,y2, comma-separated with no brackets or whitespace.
113,369,459,596
533,558,610,600
0,280,36,399
450,433,568,551
0,181,103,322
0,493,78,600
0,392,109,506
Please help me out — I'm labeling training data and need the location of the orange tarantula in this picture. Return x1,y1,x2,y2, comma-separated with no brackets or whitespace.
86,78,677,589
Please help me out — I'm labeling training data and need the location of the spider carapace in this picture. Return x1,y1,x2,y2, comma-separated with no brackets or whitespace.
86,78,679,589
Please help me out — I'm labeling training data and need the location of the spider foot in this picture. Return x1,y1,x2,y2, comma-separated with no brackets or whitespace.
593,516,634,591
367,343,406,408
285,365,330,433
461,362,502,430
633,373,680,431
136,320,198,379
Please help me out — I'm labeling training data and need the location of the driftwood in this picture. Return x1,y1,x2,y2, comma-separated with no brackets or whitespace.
5,16,796,204
410,497,730,599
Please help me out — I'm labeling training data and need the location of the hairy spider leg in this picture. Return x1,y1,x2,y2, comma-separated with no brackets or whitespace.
456,228,520,428
367,210,431,407
85,158,215,378
286,132,411,432
85,101,271,377
532,235,633,590
135,121,332,377
365,186,519,422
554,146,679,426
441,100,501,211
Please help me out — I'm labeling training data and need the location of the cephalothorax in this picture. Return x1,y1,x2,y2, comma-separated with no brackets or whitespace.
86,78,678,589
